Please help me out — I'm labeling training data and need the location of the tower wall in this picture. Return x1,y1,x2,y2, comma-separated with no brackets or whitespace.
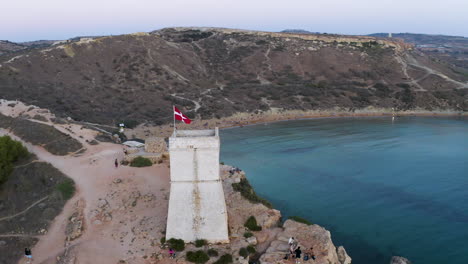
166,128,229,243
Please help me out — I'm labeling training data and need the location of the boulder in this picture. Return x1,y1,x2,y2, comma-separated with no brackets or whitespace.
246,236,257,245
337,246,352,264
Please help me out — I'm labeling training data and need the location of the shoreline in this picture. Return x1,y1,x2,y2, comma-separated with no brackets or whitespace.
130,109,467,138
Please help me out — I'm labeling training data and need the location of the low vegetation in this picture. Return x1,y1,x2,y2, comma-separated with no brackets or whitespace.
195,239,207,247
167,238,185,251
186,250,210,263
207,249,218,257
55,179,76,200
0,113,82,155
213,254,233,264
289,216,313,225
244,216,262,231
243,232,253,238
130,156,152,167
0,135,29,185
239,247,249,258
246,245,256,254
232,178,272,208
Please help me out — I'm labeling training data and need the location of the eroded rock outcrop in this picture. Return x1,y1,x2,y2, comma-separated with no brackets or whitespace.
260,220,351,264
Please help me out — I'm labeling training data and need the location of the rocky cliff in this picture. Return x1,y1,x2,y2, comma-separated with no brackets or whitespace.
222,165,351,264
0,28,466,126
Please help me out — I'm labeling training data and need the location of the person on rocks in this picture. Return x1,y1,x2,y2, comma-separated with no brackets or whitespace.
24,248,32,263
115,158,118,168
294,247,302,264
168,248,175,259
289,237,295,245
304,247,314,261
289,243,296,257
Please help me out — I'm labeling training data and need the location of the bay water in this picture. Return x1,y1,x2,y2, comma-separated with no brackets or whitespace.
220,117,468,264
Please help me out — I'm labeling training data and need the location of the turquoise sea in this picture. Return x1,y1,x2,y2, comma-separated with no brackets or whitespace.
220,117,468,264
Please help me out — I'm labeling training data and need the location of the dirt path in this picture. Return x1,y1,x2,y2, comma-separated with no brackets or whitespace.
0,196,49,222
0,101,172,264
406,54,468,89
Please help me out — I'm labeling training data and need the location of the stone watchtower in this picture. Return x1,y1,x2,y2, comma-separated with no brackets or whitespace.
166,128,229,243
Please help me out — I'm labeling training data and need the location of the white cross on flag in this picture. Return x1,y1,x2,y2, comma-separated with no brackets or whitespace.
174,106,192,124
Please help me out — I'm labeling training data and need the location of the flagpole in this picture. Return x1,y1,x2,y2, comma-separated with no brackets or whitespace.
173,105,176,135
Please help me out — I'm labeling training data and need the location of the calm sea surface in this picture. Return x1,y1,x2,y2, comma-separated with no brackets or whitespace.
220,117,468,264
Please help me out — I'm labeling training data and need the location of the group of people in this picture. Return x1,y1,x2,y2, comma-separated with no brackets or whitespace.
229,167,242,176
286,237,316,263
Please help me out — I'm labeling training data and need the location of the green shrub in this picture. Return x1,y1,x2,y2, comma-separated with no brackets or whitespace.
232,178,272,208
186,250,209,263
239,248,248,258
243,232,253,238
288,216,313,225
246,245,256,254
244,216,262,231
207,249,218,257
0,135,29,185
130,156,152,167
167,238,185,251
195,239,207,247
56,179,75,200
160,237,166,244
213,254,233,264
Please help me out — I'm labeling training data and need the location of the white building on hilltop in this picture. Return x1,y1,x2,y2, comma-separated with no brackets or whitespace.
166,128,229,243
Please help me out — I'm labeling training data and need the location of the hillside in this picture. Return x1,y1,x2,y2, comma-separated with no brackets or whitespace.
370,33,468,71
0,28,467,126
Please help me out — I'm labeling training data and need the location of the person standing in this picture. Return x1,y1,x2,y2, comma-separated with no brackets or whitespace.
168,248,175,259
115,158,118,168
294,247,302,264
289,237,295,245
24,248,32,263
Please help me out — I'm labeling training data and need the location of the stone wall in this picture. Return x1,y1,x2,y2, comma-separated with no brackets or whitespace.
144,137,167,153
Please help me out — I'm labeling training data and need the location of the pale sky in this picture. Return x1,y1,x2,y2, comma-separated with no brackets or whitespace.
2,0,467,42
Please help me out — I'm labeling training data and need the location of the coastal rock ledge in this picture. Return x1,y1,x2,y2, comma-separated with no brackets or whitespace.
260,220,351,264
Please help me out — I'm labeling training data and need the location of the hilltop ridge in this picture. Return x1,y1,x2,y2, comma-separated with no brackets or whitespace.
0,27,466,126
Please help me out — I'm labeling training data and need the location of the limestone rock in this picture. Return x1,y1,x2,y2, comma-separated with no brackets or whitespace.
337,246,352,264
260,220,350,264
145,137,167,153
113,178,122,184
246,236,257,245
390,256,412,264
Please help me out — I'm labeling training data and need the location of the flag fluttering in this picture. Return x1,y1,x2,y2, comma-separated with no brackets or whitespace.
174,106,191,124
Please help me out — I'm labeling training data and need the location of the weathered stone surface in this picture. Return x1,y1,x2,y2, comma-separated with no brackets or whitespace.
246,236,257,245
145,137,167,153
65,200,85,241
260,220,351,264
390,256,412,264
337,246,352,264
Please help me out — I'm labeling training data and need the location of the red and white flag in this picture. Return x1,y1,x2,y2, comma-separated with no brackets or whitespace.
174,106,192,124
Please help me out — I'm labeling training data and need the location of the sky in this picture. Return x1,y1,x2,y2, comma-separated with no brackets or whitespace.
2,0,467,42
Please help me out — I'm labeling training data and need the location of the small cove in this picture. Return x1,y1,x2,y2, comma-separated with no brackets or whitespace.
220,116,468,264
